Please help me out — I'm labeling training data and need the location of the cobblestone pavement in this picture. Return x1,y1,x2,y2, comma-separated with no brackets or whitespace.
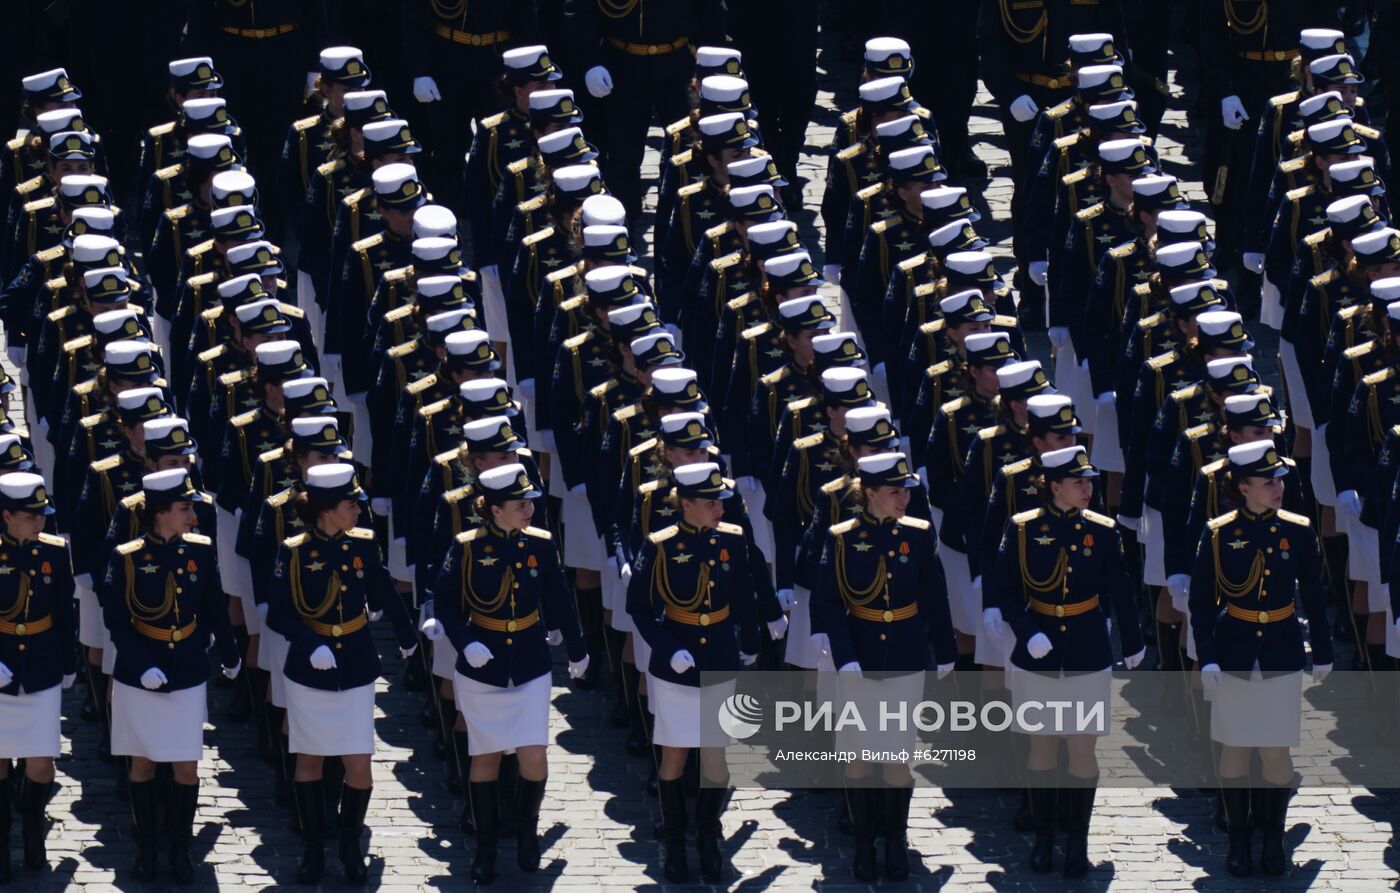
3,24,1392,893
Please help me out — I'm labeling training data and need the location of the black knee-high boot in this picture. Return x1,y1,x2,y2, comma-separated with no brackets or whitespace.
613,659,637,729
167,781,198,884
0,779,11,882
1254,781,1294,877
695,786,727,882
572,586,603,689
515,777,547,872
469,781,499,884
1221,784,1252,876
338,785,371,884
452,731,474,832
846,786,878,881
882,785,914,881
605,628,627,722
1061,775,1098,878
227,626,251,720
1027,768,1057,873
17,776,49,872
294,779,326,884
658,777,689,882
128,779,160,882
322,757,345,828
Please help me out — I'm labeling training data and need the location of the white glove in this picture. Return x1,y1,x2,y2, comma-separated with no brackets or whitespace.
61,673,76,690
670,649,696,674
370,498,391,517
936,662,955,680
464,641,493,668
1097,391,1116,406
822,264,842,283
74,572,93,591
399,643,418,660
304,71,319,99
1026,632,1053,659
222,660,242,680
369,609,384,622
546,628,563,647
0,662,12,688
1312,662,1332,683
140,667,168,690
5,346,24,370
838,661,862,673
619,562,633,587
1338,490,1362,517
568,654,590,678
982,607,1006,640
256,602,270,624
1199,662,1222,687
740,652,757,666
1117,514,1140,532
1167,574,1191,613
1028,260,1049,286
516,378,536,407
1048,326,1071,350
1123,649,1146,670
584,65,614,99
1220,95,1249,130
421,618,445,640
767,616,789,641
569,483,587,498
1009,94,1039,123
309,645,337,670
413,76,442,103
1242,252,1265,274
776,588,795,612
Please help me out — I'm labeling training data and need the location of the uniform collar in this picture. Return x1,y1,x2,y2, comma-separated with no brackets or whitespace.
1044,504,1080,519
859,511,897,527
1238,506,1277,522
309,526,345,543
678,521,710,534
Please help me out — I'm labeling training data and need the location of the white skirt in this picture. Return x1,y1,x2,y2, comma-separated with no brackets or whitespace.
1209,666,1302,748
604,568,635,633
350,398,375,487
0,685,61,758
30,412,53,490
296,270,322,351
480,266,510,348
1073,360,1097,435
1139,506,1167,587
286,680,376,756
941,547,979,636
1010,668,1112,737
101,631,115,673
1090,398,1124,473
1277,341,1314,429
1259,274,1284,331
386,517,409,581
216,508,256,611
784,584,826,669
453,671,550,755
633,629,653,676
111,681,207,762
1386,597,1400,659
151,312,171,356
76,579,105,648
259,629,290,707
1344,515,1382,590
834,671,922,757
561,488,605,570
736,477,776,579
432,635,457,680
1310,422,1338,506
973,608,1016,667
651,676,735,749
1184,613,1198,662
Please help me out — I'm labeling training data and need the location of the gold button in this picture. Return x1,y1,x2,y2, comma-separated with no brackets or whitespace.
888,551,896,557
331,624,343,637
1059,625,1067,632
176,569,184,575
708,560,715,566
506,619,518,632
882,610,894,622
336,642,343,649
16,644,23,652
1055,605,1065,618
699,613,711,626
515,562,522,569
1074,524,1082,530
699,637,707,645
13,623,25,636
176,587,183,594
648,44,658,55
168,642,175,650
512,583,519,589
1070,545,1078,552
1257,611,1270,623
342,565,349,571
171,628,183,642
505,638,513,645
1256,630,1263,638
879,634,887,641
1266,548,1273,554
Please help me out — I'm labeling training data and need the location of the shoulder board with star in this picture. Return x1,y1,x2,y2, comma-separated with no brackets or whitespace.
62,334,95,354
257,445,286,465
345,527,375,540
35,244,66,265
316,158,345,180
648,525,680,545
1285,184,1315,204
897,254,926,276
612,402,640,423
788,396,818,414
589,379,618,401
562,331,592,351
523,525,552,540
677,179,707,200
725,292,756,312
22,196,56,215
148,120,178,139
343,187,371,210
940,395,972,415
870,217,896,236
1207,509,1240,531
522,225,556,248
292,114,321,133
829,517,861,537
1045,97,1077,119
197,344,228,364
279,301,304,320
266,487,295,508
856,183,883,203
1363,367,1396,387
1268,90,1300,109
442,484,473,504
406,373,440,396
629,437,659,458
820,474,852,496
79,411,108,430
1200,457,1228,476
90,454,123,474
15,175,45,199
558,294,587,314
1062,167,1092,187
545,263,581,285
480,111,508,130
1147,349,1181,371
741,320,774,341
929,359,954,378
1082,509,1115,528
154,162,183,183
46,303,76,324
182,532,212,546
383,304,414,327
433,448,460,468
977,424,1005,442
704,221,733,243
899,516,930,531
665,116,691,139
505,157,531,177
1108,241,1139,260
794,432,827,450
1279,156,1307,174
116,538,145,556
1012,507,1045,526
230,408,261,427
284,532,309,549
36,532,66,548
835,142,866,163
1356,123,1381,141
1343,340,1376,361
715,521,744,536
1170,383,1203,403
1184,422,1214,442
200,305,226,324
711,253,744,277
219,368,255,389
518,194,549,215
351,232,385,255
419,397,452,419
760,364,793,387
1074,201,1105,223
1309,268,1340,289
1138,310,1167,330
1004,457,1034,477
1052,132,1080,151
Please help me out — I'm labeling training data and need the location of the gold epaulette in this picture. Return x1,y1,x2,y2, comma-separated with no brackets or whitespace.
518,194,549,215
871,216,896,236
1201,457,1228,476
154,162,183,182
522,226,555,249
677,179,706,200
726,292,756,312
220,368,254,389
14,175,44,198
406,373,440,396
829,517,860,536
316,158,345,179
61,334,94,354
704,220,733,243
35,245,65,265
1147,349,1181,371
611,402,639,424
1082,509,1115,528
639,479,665,495
230,407,261,427
22,196,55,215
78,411,107,430
385,337,418,360
559,294,587,314
1133,281,1153,298
351,231,385,255
197,344,227,364
1363,366,1396,387
91,453,123,473
856,182,883,203
1280,156,1308,174
545,263,581,285
1053,132,1080,151
760,364,792,386
562,331,591,351
1171,383,1203,403
710,250,743,274
383,304,413,326
899,516,930,530
928,359,953,378
36,532,66,547
523,525,552,540
200,305,225,323
284,532,309,549
292,114,320,133
1269,90,1300,109
116,539,145,556
185,238,215,258
788,396,817,414
741,320,773,341
280,302,305,320
1138,310,1167,330
939,395,971,415
629,437,659,458
1063,167,1092,187
183,533,212,546
589,379,617,400
1356,123,1381,141
716,521,744,535
1074,201,1105,223
481,110,508,130
820,474,852,496
1109,240,1139,260
835,142,865,163
1013,507,1045,525
793,432,827,450
1207,510,1239,531
257,446,285,465
1285,184,1315,204
456,527,487,544
343,186,372,210
897,254,926,277
648,525,680,545
346,527,375,540
992,314,1018,329
267,487,294,508
1310,268,1340,289
1004,457,1034,477
977,424,1005,441
1343,340,1376,361
505,157,531,177
148,121,177,139
443,484,473,504
46,304,76,324
187,270,219,291
1184,422,1214,442
420,397,452,419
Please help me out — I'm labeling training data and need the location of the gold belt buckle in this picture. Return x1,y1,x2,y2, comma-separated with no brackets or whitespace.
1054,605,1066,618
13,623,25,636
506,619,518,632
882,609,894,622
647,44,659,55
171,627,183,642
698,613,710,626
1257,610,1270,624
331,623,343,637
